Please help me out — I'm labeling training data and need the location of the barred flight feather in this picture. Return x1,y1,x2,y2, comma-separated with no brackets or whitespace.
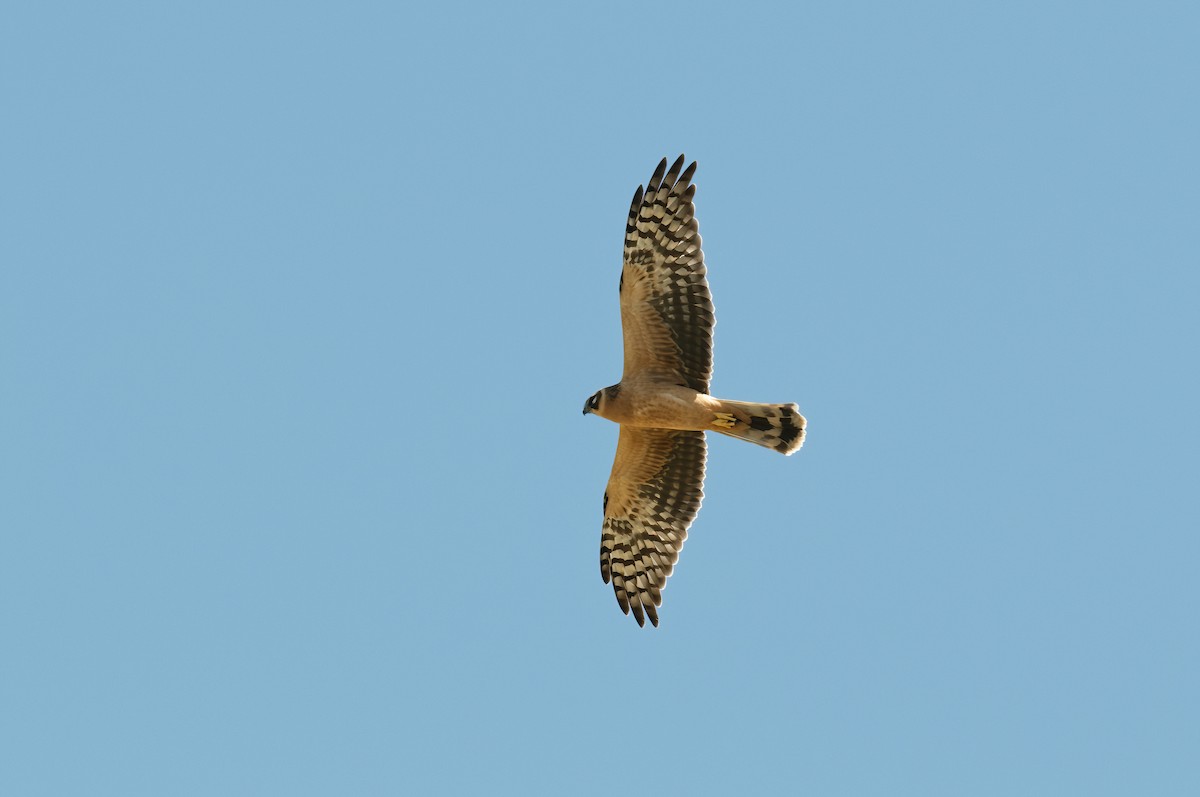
621,155,714,394
601,427,706,627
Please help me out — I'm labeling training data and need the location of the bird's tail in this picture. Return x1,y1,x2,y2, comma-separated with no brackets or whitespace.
712,400,807,455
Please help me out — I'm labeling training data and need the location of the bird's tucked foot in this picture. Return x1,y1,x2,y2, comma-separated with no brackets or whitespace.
711,412,737,429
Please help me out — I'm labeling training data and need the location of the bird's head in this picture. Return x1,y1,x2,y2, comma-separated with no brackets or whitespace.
582,389,604,416
583,385,621,416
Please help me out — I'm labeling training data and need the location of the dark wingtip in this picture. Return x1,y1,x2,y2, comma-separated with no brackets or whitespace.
627,185,644,229
648,157,668,190
666,154,686,184
681,159,697,185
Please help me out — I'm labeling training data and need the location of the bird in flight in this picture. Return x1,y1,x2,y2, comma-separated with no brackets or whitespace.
583,155,806,627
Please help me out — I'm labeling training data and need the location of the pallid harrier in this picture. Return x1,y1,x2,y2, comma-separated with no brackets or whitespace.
583,155,806,627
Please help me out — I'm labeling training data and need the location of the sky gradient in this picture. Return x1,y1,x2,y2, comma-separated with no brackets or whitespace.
3,2,1199,794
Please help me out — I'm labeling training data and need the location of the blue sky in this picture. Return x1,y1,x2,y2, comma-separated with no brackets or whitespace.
3,2,1198,794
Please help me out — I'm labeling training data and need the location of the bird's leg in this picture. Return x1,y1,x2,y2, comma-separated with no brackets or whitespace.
711,412,737,429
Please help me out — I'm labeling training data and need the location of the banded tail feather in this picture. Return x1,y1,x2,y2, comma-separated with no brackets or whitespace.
712,400,806,455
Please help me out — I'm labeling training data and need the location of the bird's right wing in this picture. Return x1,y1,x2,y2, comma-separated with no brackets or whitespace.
600,426,707,627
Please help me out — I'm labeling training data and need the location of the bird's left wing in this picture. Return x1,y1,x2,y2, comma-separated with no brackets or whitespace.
620,155,715,394
600,426,707,627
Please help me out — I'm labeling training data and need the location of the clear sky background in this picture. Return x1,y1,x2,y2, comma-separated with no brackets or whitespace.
3,2,1198,795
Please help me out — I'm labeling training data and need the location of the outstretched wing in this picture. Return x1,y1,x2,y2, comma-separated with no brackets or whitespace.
620,155,715,394
600,427,707,627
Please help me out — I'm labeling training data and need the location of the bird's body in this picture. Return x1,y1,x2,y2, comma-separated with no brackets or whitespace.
589,381,718,431
583,155,806,627
590,381,805,449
